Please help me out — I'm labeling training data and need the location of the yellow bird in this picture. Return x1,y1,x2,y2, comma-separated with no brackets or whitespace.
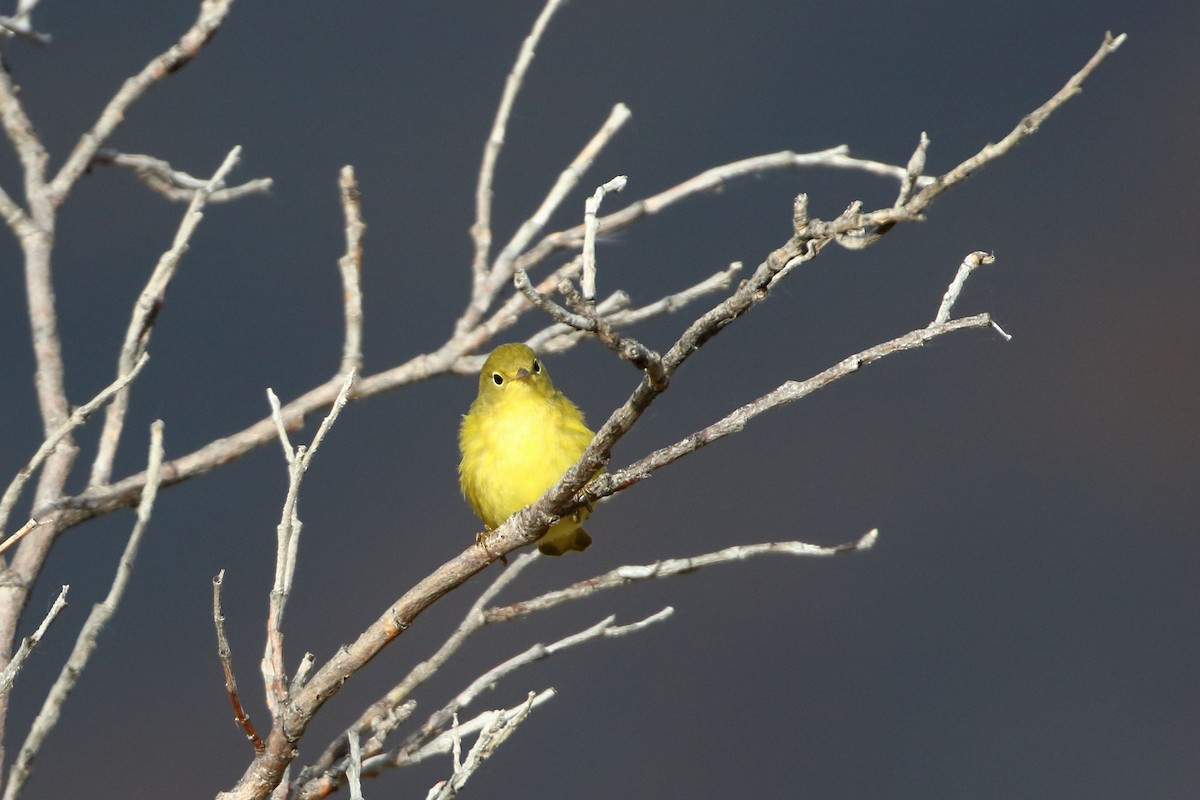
459,343,597,556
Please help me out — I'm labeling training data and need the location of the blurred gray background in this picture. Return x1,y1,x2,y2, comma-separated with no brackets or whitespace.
0,1,1195,798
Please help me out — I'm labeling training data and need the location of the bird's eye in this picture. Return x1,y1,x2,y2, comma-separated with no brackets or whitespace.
492,372,504,386
531,359,541,374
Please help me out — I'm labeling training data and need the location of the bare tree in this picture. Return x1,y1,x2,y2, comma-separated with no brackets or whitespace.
0,1,1124,799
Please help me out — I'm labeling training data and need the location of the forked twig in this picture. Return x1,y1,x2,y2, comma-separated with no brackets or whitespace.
261,370,357,713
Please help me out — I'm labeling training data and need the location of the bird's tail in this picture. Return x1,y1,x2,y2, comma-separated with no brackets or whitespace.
537,526,592,556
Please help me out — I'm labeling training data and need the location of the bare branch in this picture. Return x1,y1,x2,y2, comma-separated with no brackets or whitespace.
225,41,1129,791
406,691,553,769
587,301,997,506
300,607,669,799
90,146,245,488
0,16,49,46
0,585,67,697
303,553,540,785
49,31,1118,551
511,146,937,275
424,696,537,800
46,0,239,205
347,730,364,800
262,371,356,713
493,102,631,273
513,269,593,331
906,32,1127,216
486,534,876,623
3,420,165,800
471,0,567,286
266,389,296,465
934,250,994,325
0,48,48,201
0,353,150,538
337,166,366,376
602,263,742,327
90,149,272,202
214,570,264,754
581,175,627,301
399,609,671,764
24,32,1125,797
0,0,50,44
895,131,930,207
459,102,632,335
0,520,40,561
528,263,742,357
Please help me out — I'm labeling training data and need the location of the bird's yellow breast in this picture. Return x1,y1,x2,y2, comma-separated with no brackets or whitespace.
458,386,593,530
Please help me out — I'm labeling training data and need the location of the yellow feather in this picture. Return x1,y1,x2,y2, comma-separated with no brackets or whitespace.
459,343,597,556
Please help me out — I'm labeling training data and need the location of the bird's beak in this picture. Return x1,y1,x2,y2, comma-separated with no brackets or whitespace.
513,367,531,381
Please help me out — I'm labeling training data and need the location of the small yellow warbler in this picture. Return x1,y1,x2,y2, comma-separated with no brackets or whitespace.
459,343,596,556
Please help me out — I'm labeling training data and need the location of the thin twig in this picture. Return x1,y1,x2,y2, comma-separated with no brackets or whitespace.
487,534,876,623
604,263,743,326
398,609,671,765
291,652,316,694
0,520,40,561
934,251,994,325
513,269,594,331
0,0,50,44
262,370,357,713
518,171,662,382
0,45,48,203
581,175,627,301
266,389,296,464
407,691,553,769
347,730,364,800
0,585,67,696
337,166,366,376
905,32,1127,216
510,146,937,275
0,15,49,45
594,314,997,502
528,263,741,357
460,102,631,334
467,257,587,359
0,353,150,538
556,274,667,385
90,146,244,488
46,0,239,206
214,569,264,753
424,695,537,800
90,149,272,202
470,0,567,289
896,131,930,207
3,420,166,800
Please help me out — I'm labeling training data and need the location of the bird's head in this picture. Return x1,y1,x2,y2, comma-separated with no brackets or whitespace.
476,342,555,400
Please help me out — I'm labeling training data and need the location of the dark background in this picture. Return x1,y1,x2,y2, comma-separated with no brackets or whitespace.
0,1,1195,798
